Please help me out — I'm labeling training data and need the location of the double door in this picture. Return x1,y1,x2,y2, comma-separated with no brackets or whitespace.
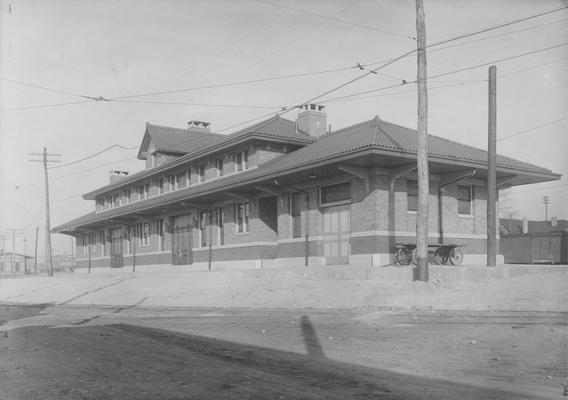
110,228,124,268
323,204,351,265
172,215,193,265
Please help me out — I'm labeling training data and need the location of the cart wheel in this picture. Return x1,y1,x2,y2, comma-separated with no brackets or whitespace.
434,247,448,265
411,248,418,266
449,247,464,266
395,248,411,265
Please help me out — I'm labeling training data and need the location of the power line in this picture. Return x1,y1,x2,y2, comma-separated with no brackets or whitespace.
0,78,97,99
498,117,568,142
112,99,281,110
0,100,95,112
320,41,568,103
255,0,415,40
48,144,139,170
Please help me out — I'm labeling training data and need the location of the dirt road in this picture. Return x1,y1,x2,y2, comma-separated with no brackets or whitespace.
1,305,565,399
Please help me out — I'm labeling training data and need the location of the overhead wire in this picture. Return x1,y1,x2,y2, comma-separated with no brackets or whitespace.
48,144,138,170
497,117,568,142
255,0,415,40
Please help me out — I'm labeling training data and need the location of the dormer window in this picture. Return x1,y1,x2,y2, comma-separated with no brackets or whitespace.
234,151,248,172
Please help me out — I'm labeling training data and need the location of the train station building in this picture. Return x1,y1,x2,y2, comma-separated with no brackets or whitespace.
53,105,561,270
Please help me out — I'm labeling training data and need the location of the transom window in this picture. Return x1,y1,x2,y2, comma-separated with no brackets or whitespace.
457,185,473,215
320,182,351,206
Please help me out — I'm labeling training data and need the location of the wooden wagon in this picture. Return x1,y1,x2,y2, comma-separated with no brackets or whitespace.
395,243,465,266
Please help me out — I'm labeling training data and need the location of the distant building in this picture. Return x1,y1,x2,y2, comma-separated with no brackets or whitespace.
0,252,34,276
54,107,561,270
500,218,568,264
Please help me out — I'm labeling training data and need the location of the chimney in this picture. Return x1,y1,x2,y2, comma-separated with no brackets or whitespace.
187,120,211,134
551,217,558,227
297,104,327,137
109,170,129,184
522,217,528,234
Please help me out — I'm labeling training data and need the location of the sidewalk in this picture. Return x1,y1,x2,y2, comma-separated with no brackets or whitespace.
0,265,566,312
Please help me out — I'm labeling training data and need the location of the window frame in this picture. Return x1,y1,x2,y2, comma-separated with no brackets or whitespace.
235,202,250,234
319,181,351,208
137,222,150,247
216,158,224,177
197,165,206,183
407,180,418,213
457,184,474,216
289,192,302,238
234,151,248,172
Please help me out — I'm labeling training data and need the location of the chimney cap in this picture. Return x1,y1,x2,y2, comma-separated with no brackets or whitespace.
109,170,129,176
300,103,325,112
188,120,210,129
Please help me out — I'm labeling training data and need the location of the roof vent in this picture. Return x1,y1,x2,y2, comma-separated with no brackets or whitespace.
296,104,326,137
187,120,211,133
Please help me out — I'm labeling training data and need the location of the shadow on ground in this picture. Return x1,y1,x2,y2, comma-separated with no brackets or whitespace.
0,303,50,325
1,321,546,400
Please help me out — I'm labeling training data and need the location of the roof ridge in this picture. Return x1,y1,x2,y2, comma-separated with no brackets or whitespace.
147,122,225,136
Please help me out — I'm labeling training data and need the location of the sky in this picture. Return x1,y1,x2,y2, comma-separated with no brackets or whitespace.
1,0,567,258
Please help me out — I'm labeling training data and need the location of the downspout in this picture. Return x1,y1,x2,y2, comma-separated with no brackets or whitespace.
274,178,310,267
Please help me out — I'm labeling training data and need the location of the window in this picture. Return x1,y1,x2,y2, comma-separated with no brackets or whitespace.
96,199,103,211
125,227,131,255
235,202,250,233
234,151,248,172
122,189,131,204
216,207,225,245
407,180,418,212
137,184,148,201
90,233,96,253
112,194,120,208
216,158,224,177
99,231,106,256
290,192,302,238
176,172,187,188
156,178,164,194
168,174,176,191
156,219,165,251
104,196,111,209
457,185,473,215
137,223,150,246
197,165,206,183
199,212,208,247
320,182,351,206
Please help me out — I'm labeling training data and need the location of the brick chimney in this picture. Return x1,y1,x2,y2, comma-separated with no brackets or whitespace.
297,104,327,137
187,120,211,134
109,170,129,184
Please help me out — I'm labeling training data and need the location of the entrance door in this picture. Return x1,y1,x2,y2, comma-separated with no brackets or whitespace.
110,228,124,268
323,204,351,265
172,215,193,265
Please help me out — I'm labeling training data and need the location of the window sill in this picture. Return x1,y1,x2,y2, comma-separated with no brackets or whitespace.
458,214,474,218
407,210,417,214
235,231,250,236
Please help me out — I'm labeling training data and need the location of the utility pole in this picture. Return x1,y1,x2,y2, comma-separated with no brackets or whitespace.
34,227,39,274
415,0,429,281
4,229,24,277
542,196,550,221
487,65,497,267
23,238,28,274
28,148,61,277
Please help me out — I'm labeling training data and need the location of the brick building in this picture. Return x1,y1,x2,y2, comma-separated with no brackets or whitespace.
54,106,561,270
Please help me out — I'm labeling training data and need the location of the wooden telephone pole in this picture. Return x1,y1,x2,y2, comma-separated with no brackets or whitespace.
29,147,61,277
487,66,497,267
415,0,429,281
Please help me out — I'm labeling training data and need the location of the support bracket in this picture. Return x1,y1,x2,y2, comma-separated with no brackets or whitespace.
338,165,371,192
389,163,417,191
226,191,256,204
496,175,516,189
440,169,476,189
179,201,212,212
